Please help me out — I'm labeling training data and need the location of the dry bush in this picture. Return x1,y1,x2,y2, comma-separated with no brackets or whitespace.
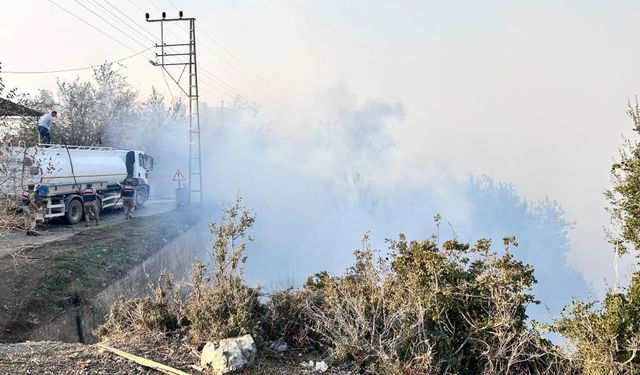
302,234,435,374
186,261,264,344
96,196,265,345
263,288,317,350
185,195,266,344
301,227,569,374
0,145,31,235
93,199,575,374
0,196,27,235
95,272,185,342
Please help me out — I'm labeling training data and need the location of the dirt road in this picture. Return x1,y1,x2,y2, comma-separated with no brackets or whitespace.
0,197,176,261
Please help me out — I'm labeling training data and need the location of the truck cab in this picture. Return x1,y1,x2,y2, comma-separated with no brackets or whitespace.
122,150,154,187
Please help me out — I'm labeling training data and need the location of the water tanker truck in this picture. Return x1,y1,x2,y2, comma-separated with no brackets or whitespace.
2,144,154,224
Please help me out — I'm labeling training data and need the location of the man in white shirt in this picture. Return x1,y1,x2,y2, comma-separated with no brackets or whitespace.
37,110,57,144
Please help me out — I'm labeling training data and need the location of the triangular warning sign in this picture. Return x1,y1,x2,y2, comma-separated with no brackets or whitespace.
172,169,186,182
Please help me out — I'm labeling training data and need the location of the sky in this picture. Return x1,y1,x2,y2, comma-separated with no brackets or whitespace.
2,0,640,305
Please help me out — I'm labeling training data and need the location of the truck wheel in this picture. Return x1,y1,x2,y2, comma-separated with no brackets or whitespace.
136,189,146,208
66,198,84,225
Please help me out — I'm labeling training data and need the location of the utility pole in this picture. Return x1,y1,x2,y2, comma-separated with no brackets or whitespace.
146,11,203,203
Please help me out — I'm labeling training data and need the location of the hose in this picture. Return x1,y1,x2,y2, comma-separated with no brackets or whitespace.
61,138,80,190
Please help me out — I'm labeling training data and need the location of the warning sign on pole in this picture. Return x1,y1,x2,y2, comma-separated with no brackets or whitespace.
172,169,186,182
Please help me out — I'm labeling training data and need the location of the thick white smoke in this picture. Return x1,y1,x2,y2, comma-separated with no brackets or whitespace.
182,85,591,324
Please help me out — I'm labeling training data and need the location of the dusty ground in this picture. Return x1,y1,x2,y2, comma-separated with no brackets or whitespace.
0,340,339,374
0,202,201,342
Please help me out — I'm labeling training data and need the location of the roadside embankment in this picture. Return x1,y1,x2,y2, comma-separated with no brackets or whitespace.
0,204,209,343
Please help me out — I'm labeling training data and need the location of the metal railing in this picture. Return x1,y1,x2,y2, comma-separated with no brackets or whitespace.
37,144,117,151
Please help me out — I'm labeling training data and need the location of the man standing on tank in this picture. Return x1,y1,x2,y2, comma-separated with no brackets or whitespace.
82,183,100,226
37,110,57,144
121,178,135,220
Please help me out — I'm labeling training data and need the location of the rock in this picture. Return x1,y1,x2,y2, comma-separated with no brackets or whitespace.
264,339,288,353
300,360,329,373
300,360,314,368
315,361,329,372
200,334,257,374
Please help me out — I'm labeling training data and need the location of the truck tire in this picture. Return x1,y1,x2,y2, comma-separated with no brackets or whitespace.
66,198,84,225
136,188,147,208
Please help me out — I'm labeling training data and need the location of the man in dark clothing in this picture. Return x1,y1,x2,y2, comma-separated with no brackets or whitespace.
83,183,100,226
121,178,135,219
22,184,41,236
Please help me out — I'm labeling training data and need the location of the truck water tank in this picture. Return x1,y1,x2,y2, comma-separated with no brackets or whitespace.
26,146,128,187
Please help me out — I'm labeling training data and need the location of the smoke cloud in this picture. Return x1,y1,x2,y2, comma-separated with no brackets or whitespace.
163,85,593,324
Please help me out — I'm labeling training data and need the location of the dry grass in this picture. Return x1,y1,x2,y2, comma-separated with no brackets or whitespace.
95,271,185,343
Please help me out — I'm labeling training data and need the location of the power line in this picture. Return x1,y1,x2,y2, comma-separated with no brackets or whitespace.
1,48,152,74
161,0,285,99
106,0,158,42
140,13,249,98
145,0,278,105
91,0,158,47
166,20,281,103
47,0,149,56
101,0,245,104
50,0,252,105
80,1,221,102
73,0,150,52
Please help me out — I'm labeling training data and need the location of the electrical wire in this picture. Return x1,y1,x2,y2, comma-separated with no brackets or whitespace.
2,48,153,74
47,0,148,56
161,0,285,99
163,20,279,103
50,0,256,105
72,0,151,52
101,0,240,104
91,0,159,47
143,0,275,105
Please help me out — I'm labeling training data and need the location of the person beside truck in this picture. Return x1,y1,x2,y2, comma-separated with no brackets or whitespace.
120,178,135,220
82,183,100,226
22,184,41,236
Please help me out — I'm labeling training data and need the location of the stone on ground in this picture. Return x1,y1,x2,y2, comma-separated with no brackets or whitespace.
200,334,256,374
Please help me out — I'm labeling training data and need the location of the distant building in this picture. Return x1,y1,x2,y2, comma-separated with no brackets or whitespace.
0,98,43,140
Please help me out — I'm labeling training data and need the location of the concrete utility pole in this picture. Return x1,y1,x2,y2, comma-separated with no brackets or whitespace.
146,11,203,204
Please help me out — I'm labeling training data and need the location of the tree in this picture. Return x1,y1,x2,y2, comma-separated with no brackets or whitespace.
92,62,138,145
606,98,640,256
550,99,640,374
